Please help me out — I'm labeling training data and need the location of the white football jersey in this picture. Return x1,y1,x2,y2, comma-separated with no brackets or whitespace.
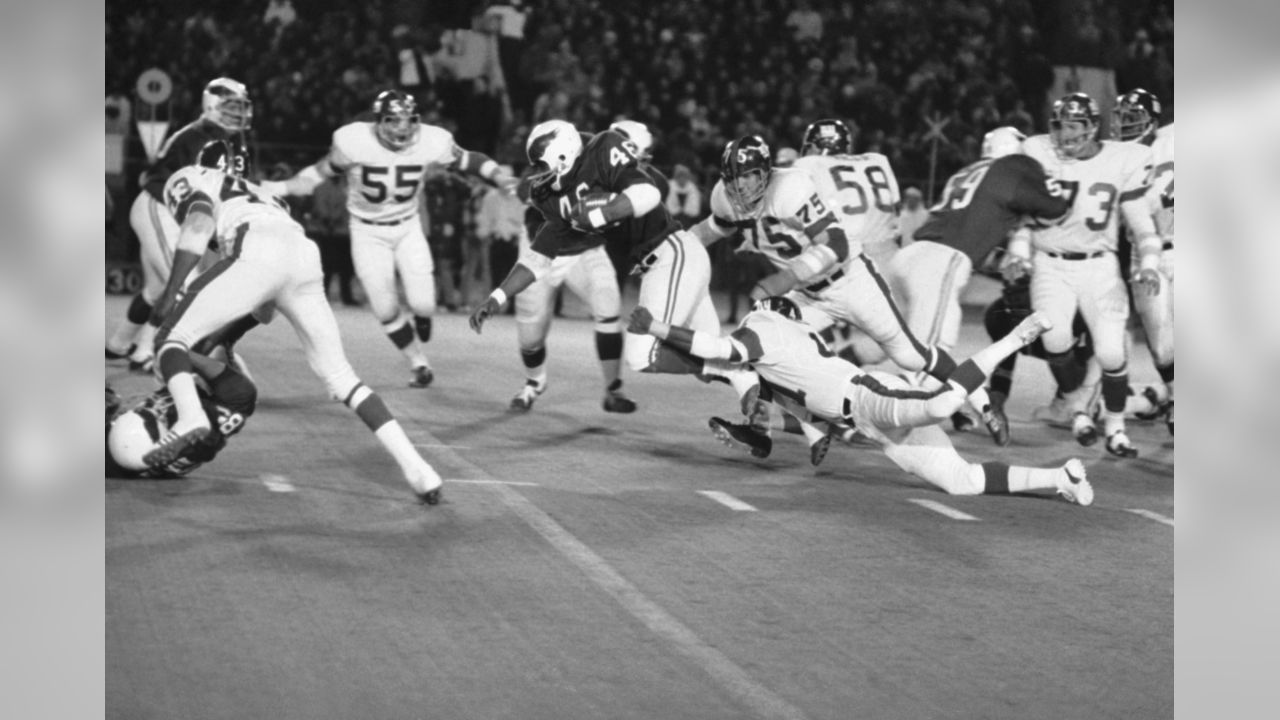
163,166,295,258
792,152,901,257
734,309,860,421
327,122,461,223
1148,124,1174,239
1022,134,1153,253
708,168,843,277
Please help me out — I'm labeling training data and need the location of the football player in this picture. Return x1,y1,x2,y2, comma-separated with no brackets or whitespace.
107,348,256,479
886,126,1070,443
470,120,769,454
1114,88,1174,434
1007,92,1162,457
107,78,252,373
262,90,516,388
628,297,1093,506
691,133,966,448
499,122,656,413
145,139,444,504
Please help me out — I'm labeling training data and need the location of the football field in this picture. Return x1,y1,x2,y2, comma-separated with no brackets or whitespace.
105,284,1173,720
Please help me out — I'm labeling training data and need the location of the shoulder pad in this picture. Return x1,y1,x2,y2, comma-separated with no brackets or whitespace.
767,168,817,213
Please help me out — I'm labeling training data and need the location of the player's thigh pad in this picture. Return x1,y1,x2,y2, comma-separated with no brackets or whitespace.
1030,254,1084,352
130,193,179,302
395,224,437,315
276,276,361,399
565,247,621,322
163,259,284,350
350,226,401,321
883,426,982,495
1071,255,1130,369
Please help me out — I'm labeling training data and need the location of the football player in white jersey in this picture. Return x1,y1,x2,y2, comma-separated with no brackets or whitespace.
691,134,969,447
145,140,444,504
1114,89,1175,434
628,297,1093,506
262,90,516,388
1007,92,1162,457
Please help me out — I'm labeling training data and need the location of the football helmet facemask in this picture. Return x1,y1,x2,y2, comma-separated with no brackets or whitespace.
372,90,421,150
981,126,1026,159
721,135,772,217
609,120,653,161
801,118,853,156
1049,93,1101,159
201,78,253,132
1112,89,1161,144
751,295,802,321
526,119,584,184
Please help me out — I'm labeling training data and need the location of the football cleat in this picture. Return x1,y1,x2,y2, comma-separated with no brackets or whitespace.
1105,429,1139,458
106,343,135,360
1134,386,1171,421
809,434,832,467
981,403,1011,447
1011,311,1053,346
1058,458,1094,506
409,366,434,388
141,420,211,469
602,389,637,413
405,462,443,505
708,416,772,459
510,378,547,411
1071,412,1098,447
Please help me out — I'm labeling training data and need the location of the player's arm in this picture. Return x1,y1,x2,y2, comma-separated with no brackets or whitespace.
149,175,216,326
689,182,738,246
468,222,558,333
569,165,661,231
261,149,343,197
1007,155,1070,223
449,141,516,192
627,307,763,364
752,191,850,300
1119,159,1163,295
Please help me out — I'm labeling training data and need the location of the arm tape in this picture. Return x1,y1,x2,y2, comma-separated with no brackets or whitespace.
787,243,839,283
620,183,661,216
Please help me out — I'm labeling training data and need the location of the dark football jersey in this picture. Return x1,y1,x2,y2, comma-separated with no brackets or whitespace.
525,130,680,266
913,154,1068,265
141,117,248,203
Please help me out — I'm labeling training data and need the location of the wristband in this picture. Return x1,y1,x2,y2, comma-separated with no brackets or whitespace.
479,159,498,181
489,288,508,307
587,208,607,228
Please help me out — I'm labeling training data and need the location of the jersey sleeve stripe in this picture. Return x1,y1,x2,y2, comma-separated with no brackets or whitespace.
1119,186,1149,202
730,327,764,362
803,214,836,238
174,193,214,224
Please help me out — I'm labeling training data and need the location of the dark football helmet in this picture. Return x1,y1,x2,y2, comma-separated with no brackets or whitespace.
197,139,246,176
721,135,772,216
201,77,253,132
1049,92,1101,159
372,90,420,150
752,295,801,321
801,119,853,156
1112,88,1162,144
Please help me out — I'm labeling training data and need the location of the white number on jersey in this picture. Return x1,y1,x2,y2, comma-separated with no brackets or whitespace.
932,160,992,211
609,145,634,167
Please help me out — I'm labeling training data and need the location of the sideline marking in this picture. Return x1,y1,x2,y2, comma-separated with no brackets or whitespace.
908,498,979,521
415,433,809,720
446,478,540,487
259,474,296,493
1125,508,1174,527
697,490,759,512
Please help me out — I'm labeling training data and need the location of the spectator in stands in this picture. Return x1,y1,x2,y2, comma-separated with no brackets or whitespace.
472,167,524,308
664,164,702,229
310,173,357,307
898,187,929,248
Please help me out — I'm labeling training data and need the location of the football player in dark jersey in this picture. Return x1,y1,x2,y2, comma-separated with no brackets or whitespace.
107,78,252,373
471,119,770,454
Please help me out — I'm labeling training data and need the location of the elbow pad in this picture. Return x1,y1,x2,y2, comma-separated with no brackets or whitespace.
690,332,734,361
788,244,839,284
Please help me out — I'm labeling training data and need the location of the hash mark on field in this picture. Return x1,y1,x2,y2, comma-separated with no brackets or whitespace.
1125,508,1174,526
697,490,758,512
259,474,296,493
909,498,979,521
447,478,540,487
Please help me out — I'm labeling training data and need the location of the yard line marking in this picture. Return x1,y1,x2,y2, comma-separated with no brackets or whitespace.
410,429,810,720
908,498,979,521
259,474,296,493
415,443,476,450
697,490,759,512
446,478,540,487
1125,508,1174,527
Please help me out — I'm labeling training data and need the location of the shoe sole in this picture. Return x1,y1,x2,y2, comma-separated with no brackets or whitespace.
810,437,831,467
142,426,210,468
417,488,442,505
603,398,637,413
707,419,771,459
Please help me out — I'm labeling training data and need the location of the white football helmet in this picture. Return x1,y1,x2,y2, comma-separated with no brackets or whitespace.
107,410,161,473
526,120,583,183
981,126,1026,159
609,119,653,161
201,77,253,132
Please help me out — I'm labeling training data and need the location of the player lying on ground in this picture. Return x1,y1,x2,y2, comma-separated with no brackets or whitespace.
628,297,1093,505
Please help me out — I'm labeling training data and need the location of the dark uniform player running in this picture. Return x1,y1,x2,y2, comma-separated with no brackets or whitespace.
470,119,769,451
885,126,1069,443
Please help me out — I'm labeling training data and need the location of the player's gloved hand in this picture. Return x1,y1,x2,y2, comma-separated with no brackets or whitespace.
628,306,655,334
569,192,614,231
1000,255,1032,283
469,296,501,334
1131,267,1161,296
750,269,798,301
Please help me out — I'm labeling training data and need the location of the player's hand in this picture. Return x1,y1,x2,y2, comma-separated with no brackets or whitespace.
469,297,501,334
569,192,614,231
628,306,655,334
1131,268,1161,296
750,269,797,301
1000,255,1032,283
491,166,518,196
